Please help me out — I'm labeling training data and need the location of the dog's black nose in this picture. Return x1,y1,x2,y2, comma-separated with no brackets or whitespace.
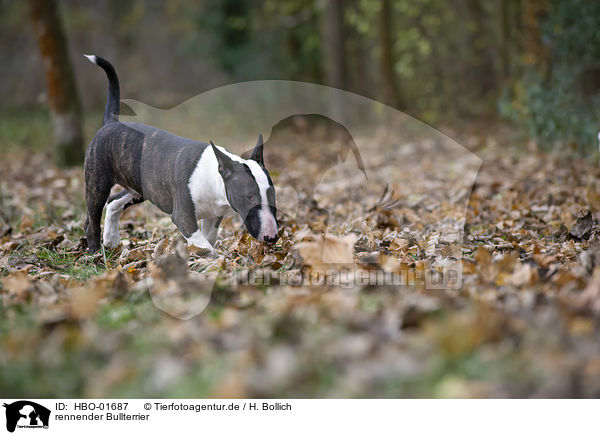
263,234,279,244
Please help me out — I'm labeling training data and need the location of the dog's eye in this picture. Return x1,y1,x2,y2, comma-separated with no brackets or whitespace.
246,194,258,202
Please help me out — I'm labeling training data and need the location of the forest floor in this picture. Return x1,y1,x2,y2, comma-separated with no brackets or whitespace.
2,124,600,398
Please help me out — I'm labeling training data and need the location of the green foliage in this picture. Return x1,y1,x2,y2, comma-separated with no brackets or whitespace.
183,0,600,146
186,0,322,82
500,68,599,150
192,0,252,74
501,0,600,151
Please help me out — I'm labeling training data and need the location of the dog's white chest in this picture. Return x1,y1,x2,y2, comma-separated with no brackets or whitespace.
187,148,231,218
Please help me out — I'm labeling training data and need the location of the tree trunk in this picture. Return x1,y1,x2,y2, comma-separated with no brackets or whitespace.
500,0,512,81
29,0,84,167
521,0,549,76
377,0,402,109
321,0,347,89
465,0,497,102
320,0,347,122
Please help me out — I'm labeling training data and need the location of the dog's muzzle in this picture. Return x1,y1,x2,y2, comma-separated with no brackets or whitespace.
259,208,278,243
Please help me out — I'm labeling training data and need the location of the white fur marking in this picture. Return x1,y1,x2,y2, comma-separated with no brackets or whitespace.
186,230,215,252
188,148,231,219
83,54,98,64
187,145,278,242
245,160,278,240
103,193,133,248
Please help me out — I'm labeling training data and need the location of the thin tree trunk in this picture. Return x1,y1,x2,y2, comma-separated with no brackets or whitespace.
465,0,497,101
29,0,84,167
320,0,347,122
321,0,347,89
377,0,402,109
345,0,369,98
501,0,511,81
521,0,549,76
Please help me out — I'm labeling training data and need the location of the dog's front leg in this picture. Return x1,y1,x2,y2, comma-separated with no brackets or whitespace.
171,193,215,255
174,216,214,254
201,216,223,247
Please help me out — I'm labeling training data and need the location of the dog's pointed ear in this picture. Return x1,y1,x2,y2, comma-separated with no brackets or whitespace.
250,133,264,166
211,141,236,180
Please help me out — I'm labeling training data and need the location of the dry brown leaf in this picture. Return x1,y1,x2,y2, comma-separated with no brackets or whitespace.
506,263,538,287
297,233,357,272
1,269,32,300
69,284,105,319
19,215,34,233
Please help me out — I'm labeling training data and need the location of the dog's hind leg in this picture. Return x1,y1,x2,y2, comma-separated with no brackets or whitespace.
103,190,145,249
85,178,112,254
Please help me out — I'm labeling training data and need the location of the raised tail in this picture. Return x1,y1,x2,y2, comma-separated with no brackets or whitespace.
84,55,120,125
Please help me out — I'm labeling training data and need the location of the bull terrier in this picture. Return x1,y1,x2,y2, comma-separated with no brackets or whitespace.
83,55,278,254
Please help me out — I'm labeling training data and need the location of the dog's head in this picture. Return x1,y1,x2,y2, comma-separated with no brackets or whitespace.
211,135,279,243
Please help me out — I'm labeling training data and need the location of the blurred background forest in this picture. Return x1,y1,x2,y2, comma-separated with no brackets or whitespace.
2,0,600,166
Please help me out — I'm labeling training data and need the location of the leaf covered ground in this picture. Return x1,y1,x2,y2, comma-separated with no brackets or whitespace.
1,128,600,398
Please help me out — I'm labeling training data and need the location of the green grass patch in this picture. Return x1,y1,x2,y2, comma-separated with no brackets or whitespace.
35,246,119,281
0,108,104,154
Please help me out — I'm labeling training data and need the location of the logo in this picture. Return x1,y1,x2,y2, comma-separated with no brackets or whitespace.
3,401,50,433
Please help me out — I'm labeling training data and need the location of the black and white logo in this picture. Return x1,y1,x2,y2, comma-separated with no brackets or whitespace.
3,401,50,433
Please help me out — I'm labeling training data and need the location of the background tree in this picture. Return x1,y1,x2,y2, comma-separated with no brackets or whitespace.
377,0,402,109
320,0,347,121
320,0,347,90
0,0,597,155
28,0,83,167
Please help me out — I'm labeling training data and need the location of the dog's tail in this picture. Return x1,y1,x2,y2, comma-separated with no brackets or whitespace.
84,55,120,125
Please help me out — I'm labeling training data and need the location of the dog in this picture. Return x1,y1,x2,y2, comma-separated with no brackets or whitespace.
83,55,278,254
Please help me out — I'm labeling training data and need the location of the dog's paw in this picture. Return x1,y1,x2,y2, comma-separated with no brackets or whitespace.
185,231,215,256
103,233,121,249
